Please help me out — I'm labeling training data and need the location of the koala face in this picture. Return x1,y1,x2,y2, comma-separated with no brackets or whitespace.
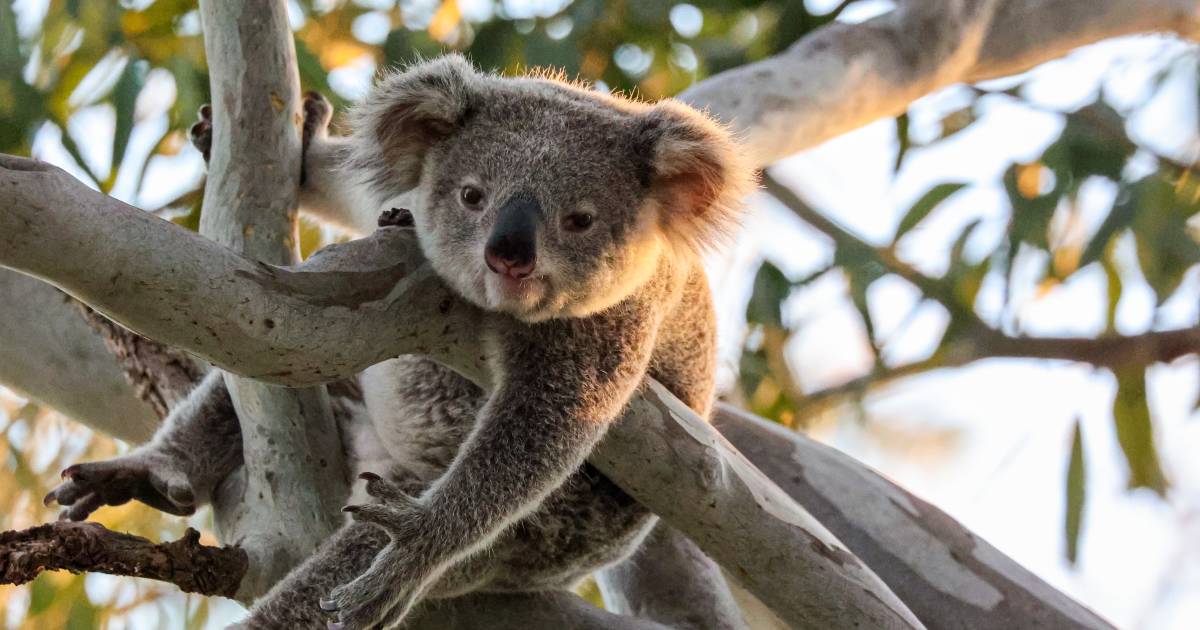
348,55,752,322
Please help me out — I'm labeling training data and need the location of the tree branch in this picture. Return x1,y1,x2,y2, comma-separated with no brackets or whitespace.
76,302,204,418
0,522,247,598
762,172,1200,410
196,0,348,599
0,269,161,443
0,156,921,628
714,405,1114,629
596,523,748,630
682,0,1200,167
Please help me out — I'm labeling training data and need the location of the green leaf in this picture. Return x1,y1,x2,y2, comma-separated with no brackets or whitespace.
1065,418,1086,565
893,112,909,173
895,182,968,242
1047,101,1137,184
1127,174,1200,304
110,57,148,188
1100,249,1122,334
1111,367,1168,495
0,0,20,75
745,260,790,328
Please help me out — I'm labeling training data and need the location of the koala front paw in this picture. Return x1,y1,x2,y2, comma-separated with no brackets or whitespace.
301,91,333,186
321,472,430,629
44,451,197,520
188,104,212,163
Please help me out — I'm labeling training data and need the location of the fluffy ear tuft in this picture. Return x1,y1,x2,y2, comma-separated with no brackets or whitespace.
634,100,755,255
346,54,480,201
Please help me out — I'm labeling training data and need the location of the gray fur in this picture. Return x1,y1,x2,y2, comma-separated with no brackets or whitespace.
51,55,752,629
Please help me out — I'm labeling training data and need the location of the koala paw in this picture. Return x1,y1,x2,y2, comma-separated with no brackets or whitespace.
187,104,212,163
321,472,430,629
302,91,333,147
44,451,197,520
377,207,414,228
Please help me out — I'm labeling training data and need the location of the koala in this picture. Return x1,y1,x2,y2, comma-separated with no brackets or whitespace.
45,55,753,629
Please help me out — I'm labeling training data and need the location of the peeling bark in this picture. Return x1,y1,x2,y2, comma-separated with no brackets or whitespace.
76,303,204,418
0,522,247,598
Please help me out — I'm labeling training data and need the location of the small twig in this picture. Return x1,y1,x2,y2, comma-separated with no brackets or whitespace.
0,521,247,598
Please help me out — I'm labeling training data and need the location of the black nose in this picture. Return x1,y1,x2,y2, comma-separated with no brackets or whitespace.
485,192,539,279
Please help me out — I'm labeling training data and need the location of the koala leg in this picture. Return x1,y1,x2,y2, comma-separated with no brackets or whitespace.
45,371,240,519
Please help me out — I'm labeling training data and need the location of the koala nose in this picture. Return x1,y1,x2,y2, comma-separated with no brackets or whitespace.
485,245,536,279
485,192,540,279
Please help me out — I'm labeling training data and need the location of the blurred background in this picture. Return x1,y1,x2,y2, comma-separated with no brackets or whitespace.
1,0,1198,628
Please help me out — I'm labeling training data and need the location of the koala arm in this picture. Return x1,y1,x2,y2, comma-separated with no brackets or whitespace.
297,92,400,236
45,371,242,518
190,93,383,236
298,134,386,236
322,308,658,629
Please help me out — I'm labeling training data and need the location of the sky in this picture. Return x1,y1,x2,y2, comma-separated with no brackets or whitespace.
3,1,1200,628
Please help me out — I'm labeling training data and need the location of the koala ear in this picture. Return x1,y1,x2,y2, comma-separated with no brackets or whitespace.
634,100,754,255
348,54,479,200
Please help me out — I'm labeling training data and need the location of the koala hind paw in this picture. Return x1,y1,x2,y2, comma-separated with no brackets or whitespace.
44,453,197,520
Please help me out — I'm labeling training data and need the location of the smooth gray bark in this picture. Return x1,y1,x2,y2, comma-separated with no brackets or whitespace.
0,269,159,443
681,0,1200,167
196,0,347,599
596,522,748,629
714,405,1113,629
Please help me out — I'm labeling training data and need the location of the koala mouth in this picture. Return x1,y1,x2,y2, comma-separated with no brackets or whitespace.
487,273,550,315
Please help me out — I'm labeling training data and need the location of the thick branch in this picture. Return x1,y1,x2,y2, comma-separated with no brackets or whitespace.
0,269,160,443
714,405,1114,629
0,522,247,598
682,0,1200,167
196,0,348,598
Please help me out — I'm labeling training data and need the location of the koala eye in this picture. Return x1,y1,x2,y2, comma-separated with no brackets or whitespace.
459,185,485,209
562,212,595,233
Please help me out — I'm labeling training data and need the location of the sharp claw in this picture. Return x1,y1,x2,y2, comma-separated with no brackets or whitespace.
342,505,360,513
43,490,56,507
319,596,338,612
61,465,79,480
358,472,381,482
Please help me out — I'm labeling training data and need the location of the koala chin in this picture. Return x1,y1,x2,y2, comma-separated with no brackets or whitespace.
50,54,755,629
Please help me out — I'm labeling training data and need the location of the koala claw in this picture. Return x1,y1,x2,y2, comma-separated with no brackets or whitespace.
188,104,212,162
325,477,429,628
44,453,198,520
324,556,420,630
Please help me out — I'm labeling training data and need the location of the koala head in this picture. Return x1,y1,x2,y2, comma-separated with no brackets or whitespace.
347,54,753,322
